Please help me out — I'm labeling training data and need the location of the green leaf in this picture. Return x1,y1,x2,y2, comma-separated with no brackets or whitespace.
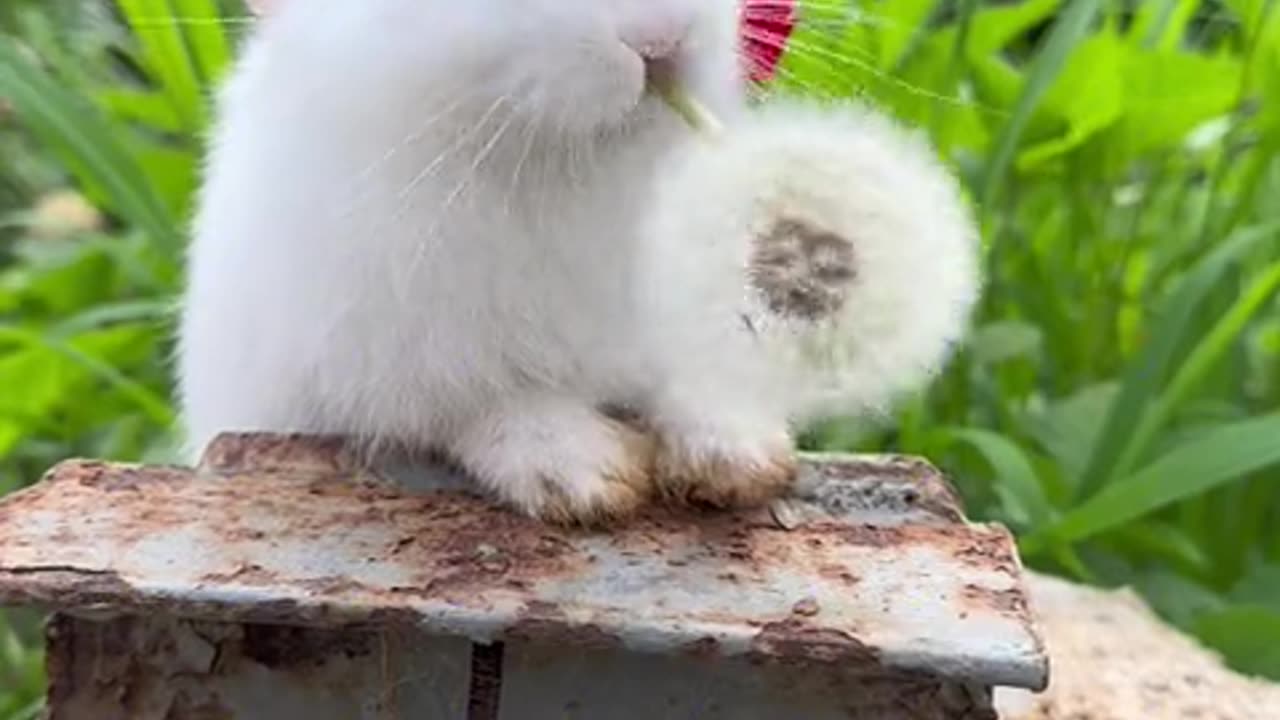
776,1,864,98
1017,31,1124,168
966,0,1062,56
0,345,72,421
50,299,174,337
113,0,208,132
875,0,939,70
95,89,184,134
1,240,118,316
1116,259,1280,478
1026,383,1118,483
1223,0,1280,42
0,422,21,460
1035,411,1280,546
1230,564,1280,611
1134,570,1226,627
170,0,233,86
969,320,1043,364
1106,49,1242,163
1116,521,1212,578
1075,223,1280,500
0,40,179,249
1128,0,1199,51
1194,606,1280,679
944,428,1054,528
0,325,174,426
133,145,198,216
889,31,991,152
980,0,1103,205
968,55,1026,117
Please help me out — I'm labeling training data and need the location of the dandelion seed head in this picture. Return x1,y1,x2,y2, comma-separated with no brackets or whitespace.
749,216,857,321
647,97,982,422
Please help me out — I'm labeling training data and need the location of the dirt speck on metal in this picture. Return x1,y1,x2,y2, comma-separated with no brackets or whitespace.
505,601,622,652
793,597,821,617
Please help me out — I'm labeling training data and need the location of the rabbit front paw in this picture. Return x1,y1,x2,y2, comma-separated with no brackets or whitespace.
451,395,656,526
653,412,797,509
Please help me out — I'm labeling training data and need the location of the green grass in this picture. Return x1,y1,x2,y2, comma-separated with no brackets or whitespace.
1,0,1278,714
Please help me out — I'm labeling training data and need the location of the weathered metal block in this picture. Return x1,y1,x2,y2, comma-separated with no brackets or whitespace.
0,433,1047,719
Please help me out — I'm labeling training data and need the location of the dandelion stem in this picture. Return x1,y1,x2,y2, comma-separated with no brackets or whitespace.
647,63,724,138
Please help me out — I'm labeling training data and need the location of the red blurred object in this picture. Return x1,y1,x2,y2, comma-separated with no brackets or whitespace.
742,0,797,83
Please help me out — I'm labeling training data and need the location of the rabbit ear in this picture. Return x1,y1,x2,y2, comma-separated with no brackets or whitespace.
245,0,277,15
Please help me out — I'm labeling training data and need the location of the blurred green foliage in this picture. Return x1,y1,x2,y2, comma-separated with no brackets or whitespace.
0,0,1277,714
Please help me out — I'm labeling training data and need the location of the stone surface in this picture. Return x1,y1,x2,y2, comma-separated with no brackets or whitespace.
997,572,1280,720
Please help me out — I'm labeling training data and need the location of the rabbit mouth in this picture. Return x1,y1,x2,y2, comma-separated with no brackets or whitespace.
626,34,686,66
625,28,692,110
620,16,690,67
643,56,681,96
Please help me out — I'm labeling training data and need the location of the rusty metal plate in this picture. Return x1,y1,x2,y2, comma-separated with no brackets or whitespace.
45,614,1000,720
0,433,1047,692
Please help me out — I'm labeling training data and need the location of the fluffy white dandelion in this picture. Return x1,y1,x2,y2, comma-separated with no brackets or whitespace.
646,91,982,423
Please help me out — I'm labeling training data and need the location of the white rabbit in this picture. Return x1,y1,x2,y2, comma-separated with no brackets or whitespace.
178,0,797,524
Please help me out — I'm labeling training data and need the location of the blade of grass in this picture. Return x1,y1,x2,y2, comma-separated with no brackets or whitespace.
1131,0,1198,50
877,0,940,71
944,427,1055,528
170,0,232,87
979,0,1103,207
0,325,174,426
113,0,207,131
49,299,174,337
1194,605,1280,678
929,0,980,144
1028,411,1280,548
1193,0,1276,250
1115,258,1280,477
1115,521,1213,578
1075,222,1280,501
964,0,1062,57
0,41,180,249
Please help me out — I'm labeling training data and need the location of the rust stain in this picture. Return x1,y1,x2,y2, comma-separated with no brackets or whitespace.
749,618,879,667
952,526,1020,576
1,567,143,611
199,432,355,475
504,601,622,651
960,584,1029,619
804,520,1019,566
